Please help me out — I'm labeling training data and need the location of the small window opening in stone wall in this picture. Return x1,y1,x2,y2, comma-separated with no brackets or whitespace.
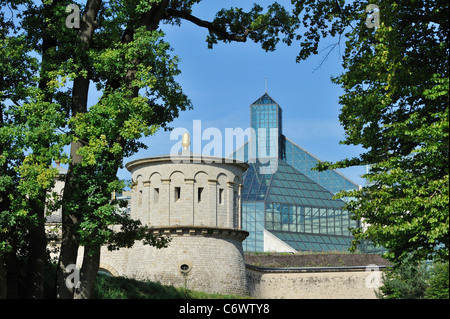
198,187,204,203
138,190,142,205
180,264,190,274
178,260,192,276
154,188,159,203
175,187,181,201
219,188,224,205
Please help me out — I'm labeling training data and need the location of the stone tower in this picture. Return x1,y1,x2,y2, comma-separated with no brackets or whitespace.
117,149,249,295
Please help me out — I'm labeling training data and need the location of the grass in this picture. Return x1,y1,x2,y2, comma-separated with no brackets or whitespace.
93,274,250,299
245,250,362,256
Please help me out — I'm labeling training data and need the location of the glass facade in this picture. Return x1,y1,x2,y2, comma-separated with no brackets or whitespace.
284,138,357,194
232,138,358,195
241,160,358,252
232,93,380,253
250,93,283,160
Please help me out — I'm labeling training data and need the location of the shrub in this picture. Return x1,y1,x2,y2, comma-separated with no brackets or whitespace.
425,261,449,299
377,258,429,299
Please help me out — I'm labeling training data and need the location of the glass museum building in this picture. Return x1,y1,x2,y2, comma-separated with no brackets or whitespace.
231,92,379,253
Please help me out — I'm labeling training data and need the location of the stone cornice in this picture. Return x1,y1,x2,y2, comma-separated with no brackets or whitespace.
125,154,248,172
149,225,249,241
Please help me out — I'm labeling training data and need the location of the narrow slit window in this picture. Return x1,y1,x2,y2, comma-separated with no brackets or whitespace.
175,187,181,201
198,187,204,203
154,188,159,203
219,188,224,205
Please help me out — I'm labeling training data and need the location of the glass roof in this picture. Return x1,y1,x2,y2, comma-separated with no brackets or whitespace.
251,93,279,105
284,138,358,193
270,231,353,252
231,139,358,195
242,159,346,209
229,92,359,195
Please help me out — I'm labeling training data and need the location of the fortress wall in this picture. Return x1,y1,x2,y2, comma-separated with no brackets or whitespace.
246,266,383,299
129,159,244,230
97,227,249,296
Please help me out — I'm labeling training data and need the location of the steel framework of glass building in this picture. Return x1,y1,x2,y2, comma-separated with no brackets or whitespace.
231,92,379,253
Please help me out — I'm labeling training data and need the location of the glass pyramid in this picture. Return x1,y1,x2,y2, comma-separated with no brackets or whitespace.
232,138,358,195
251,92,278,105
241,159,358,252
242,160,345,208
230,92,381,253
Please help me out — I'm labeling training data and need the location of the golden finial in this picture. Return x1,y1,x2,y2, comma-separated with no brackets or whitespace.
181,132,190,151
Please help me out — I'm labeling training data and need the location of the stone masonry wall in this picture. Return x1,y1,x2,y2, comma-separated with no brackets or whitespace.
128,157,246,230
97,226,249,296
246,267,383,299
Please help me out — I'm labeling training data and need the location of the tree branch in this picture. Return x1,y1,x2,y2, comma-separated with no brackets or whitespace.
164,8,250,43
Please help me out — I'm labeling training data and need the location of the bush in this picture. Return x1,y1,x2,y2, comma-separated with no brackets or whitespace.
93,274,192,299
92,274,248,299
377,258,429,299
378,258,449,299
425,261,449,299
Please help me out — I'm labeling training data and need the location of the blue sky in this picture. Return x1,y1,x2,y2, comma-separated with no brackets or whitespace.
112,0,367,186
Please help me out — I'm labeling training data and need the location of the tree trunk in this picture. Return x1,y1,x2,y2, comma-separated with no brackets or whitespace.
24,0,62,299
24,198,47,298
73,245,101,299
0,255,6,299
4,245,20,298
57,0,169,298
0,102,7,300
56,194,81,299
56,0,102,299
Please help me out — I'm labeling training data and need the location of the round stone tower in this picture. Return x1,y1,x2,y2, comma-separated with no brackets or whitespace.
122,149,249,295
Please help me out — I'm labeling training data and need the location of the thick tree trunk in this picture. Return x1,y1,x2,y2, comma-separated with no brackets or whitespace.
4,245,20,298
56,75,89,298
56,0,102,299
73,245,101,299
0,255,6,299
24,198,47,298
0,103,7,299
58,0,169,299
56,187,81,299
24,0,63,299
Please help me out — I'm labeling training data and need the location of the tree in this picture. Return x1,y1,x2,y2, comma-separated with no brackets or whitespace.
291,0,449,264
377,255,430,299
378,259,449,299
1,19,31,298
2,0,297,299
55,0,299,299
425,261,449,299
1,0,64,298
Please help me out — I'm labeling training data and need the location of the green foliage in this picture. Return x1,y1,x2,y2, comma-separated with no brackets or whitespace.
378,259,449,299
1,43,57,265
0,0,308,260
292,0,449,265
93,273,193,299
93,273,248,299
377,257,430,299
207,3,298,52
425,261,449,299
8,0,447,298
